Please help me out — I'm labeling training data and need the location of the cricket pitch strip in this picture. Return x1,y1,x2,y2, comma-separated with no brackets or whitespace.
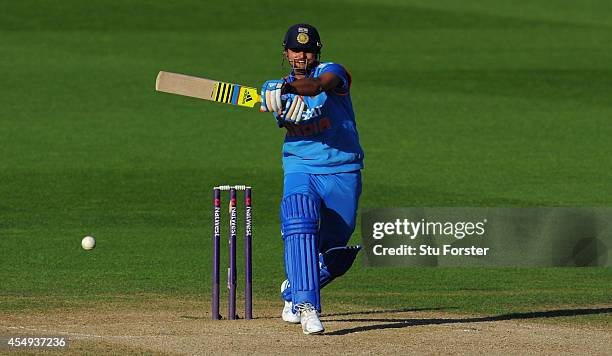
1,299,610,355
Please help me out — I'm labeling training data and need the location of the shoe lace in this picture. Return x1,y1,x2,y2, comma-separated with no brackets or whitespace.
295,303,316,314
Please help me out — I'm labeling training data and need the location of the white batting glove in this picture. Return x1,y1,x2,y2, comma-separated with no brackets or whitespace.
260,80,285,113
282,95,307,124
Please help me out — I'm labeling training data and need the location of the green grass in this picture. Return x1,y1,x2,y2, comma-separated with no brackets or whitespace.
1,0,611,325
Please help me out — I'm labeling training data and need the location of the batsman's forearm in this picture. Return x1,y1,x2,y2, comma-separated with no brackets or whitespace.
283,78,323,96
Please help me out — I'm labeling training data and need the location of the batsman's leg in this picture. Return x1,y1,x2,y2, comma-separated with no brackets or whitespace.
281,193,321,312
281,171,362,303
280,192,325,334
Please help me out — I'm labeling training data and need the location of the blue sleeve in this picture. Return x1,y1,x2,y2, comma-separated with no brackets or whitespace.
316,63,350,92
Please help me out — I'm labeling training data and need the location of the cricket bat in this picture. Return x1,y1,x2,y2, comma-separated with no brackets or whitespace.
155,71,262,109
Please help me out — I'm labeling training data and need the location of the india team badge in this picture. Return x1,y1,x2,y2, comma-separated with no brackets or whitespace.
297,33,309,44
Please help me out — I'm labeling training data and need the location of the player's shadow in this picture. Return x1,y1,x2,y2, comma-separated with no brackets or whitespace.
324,307,612,336
323,307,451,317
188,307,448,321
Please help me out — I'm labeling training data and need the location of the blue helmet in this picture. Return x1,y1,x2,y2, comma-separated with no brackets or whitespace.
283,24,322,54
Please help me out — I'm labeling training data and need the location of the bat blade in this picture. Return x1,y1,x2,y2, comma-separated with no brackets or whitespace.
155,71,261,109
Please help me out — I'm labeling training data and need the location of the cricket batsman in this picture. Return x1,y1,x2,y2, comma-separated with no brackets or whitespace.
260,24,364,335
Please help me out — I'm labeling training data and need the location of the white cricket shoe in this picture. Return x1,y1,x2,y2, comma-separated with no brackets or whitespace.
296,303,324,335
281,280,300,323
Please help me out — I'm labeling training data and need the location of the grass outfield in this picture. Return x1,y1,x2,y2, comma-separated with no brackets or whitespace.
1,0,611,325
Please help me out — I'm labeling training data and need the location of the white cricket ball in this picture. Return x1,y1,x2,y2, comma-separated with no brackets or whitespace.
81,235,96,250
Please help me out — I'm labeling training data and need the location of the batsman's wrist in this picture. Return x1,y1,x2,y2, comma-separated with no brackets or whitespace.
281,83,297,95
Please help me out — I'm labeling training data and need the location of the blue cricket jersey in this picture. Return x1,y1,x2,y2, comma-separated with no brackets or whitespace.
281,62,364,174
